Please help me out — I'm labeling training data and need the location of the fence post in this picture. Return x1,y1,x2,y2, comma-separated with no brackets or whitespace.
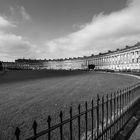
85,102,88,140
129,87,130,103
122,89,125,113
70,106,73,140
60,111,63,140
91,100,94,140
110,93,112,139
116,91,119,132
128,87,130,106
124,88,126,107
96,94,100,139
32,120,37,140
114,93,116,120
15,127,20,140
78,104,81,140
47,115,51,140
125,88,128,106
124,89,127,124
122,90,124,125
113,92,116,135
106,94,109,140
120,89,123,128
126,88,128,106
102,96,104,140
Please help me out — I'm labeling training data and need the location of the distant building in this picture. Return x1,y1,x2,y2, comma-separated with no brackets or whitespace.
15,59,45,70
87,42,140,71
2,42,140,71
2,62,17,70
42,58,87,70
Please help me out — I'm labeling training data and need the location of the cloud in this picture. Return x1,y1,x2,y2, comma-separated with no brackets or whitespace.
10,6,30,21
0,13,33,61
1,0,140,61
44,0,140,58
0,16,15,28
19,6,30,20
0,32,33,59
0,6,32,61
0,32,38,61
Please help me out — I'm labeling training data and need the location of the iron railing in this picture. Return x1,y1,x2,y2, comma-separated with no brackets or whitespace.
14,83,140,140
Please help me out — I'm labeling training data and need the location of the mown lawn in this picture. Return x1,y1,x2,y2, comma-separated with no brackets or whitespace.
0,71,139,139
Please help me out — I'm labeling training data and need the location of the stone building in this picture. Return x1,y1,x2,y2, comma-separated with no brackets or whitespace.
3,42,140,71
15,59,45,70
42,58,87,70
2,62,17,70
87,42,140,71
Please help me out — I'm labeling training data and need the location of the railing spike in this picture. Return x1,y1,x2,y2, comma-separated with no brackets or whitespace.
47,115,51,140
15,127,20,140
32,120,37,140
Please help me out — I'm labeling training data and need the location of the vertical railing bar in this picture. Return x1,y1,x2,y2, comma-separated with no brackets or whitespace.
85,102,88,140
130,86,132,101
123,89,125,111
70,106,73,140
125,88,127,106
127,87,128,107
122,89,124,126
114,93,116,121
124,88,126,125
117,91,119,132
119,90,122,130
15,127,20,140
110,93,112,139
128,87,130,107
130,86,131,102
91,100,94,140
123,89,125,107
124,88,127,124
47,116,51,140
106,94,109,140
128,87,129,106
114,92,116,135
122,89,125,125
96,94,100,139
121,89,123,129
102,96,104,140
32,120,37,140
78,104,81,140
125,87,128,123
126,88,127,107
60,111,63,140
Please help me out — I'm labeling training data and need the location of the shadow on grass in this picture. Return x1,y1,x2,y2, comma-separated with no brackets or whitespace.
0,70,89,84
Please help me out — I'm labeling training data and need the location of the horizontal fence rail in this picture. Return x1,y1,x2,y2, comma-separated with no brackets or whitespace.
14,83,140,140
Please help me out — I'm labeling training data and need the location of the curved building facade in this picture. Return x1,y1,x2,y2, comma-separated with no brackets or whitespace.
87,42,140,71
2,43,140,71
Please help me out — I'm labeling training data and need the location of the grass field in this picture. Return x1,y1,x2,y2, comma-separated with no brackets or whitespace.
0,71,139,139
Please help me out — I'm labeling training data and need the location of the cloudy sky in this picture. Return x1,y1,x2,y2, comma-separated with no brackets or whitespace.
0,0,140,61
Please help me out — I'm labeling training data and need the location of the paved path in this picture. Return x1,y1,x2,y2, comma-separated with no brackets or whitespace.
129,123,140,140
109,72,140,140
117,72,140,140
117,72,140,80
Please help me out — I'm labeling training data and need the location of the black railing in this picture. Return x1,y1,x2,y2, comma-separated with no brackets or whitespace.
14,83,140,140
